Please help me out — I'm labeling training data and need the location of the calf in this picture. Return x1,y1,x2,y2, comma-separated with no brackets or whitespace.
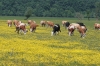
51,24,61,36
7,20,12,27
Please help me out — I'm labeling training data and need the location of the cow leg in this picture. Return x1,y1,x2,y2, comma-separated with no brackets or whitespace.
24,30,26,34
68,32,71,36
17,29,20,34
80,33,83,38
51,32,54,36
30,28,33,32
82,33,86,38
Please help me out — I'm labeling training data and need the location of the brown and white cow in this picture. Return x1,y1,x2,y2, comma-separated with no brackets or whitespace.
13,20,27,34
7,20,12,27
13,19,20,26
77,25,87,38
30,23,39,32
28,20,38,32
46,21,54,28
15,23,28,34
40,20,46,27
68,25,75,36
94,23,100,30
28,20,36,25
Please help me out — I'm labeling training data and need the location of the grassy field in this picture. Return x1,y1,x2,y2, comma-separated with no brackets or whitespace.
0,16,100,66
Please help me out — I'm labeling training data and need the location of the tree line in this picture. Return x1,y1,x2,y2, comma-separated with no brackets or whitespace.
0,0,100,18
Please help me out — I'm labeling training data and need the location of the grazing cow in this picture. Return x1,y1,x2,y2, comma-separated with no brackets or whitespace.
40,20,46,27
13,19,20,26
68,25,75,36
16,23,28,34
29,23,39,32
13,20,22,32
13,20,28,34
51,24,61,36
46,21,54,28
65,22,70,29
28,20,36,25
77,25,87,38
62,20,67,26
94,23,100,30
7,20,12,27
28,21,38,32
64,22,76,36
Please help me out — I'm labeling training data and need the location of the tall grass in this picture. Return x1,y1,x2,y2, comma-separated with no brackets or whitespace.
0,16,100,66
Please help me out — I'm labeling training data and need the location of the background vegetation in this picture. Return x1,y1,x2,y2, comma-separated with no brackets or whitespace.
0,0,100,18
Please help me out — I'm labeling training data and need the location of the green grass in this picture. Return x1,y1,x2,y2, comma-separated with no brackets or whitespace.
0,16,100,66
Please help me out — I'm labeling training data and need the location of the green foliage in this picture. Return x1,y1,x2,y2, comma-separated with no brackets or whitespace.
0,0,100,17
24,7,33,20
95,2,100,20
75,12,84,21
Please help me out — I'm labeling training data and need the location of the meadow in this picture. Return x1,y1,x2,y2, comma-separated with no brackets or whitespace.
0,16,100,66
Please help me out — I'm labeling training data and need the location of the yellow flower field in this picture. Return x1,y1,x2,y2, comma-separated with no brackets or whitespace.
0,18,100,66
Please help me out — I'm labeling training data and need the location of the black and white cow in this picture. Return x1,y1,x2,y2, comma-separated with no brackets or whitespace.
51,24,61,36
65,22,70,29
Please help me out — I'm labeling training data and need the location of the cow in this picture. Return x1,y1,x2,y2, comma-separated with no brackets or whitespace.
65,22,70,29
64,22,76,36
7,20,12,27
40,20,46,27
51,24,61,36
62,20,67,27
30,23,39,32
77,25,87,38
68,25,75,36
46,21,54,28
28,20,36,25
13,19,20,26
13,20,22,32
16,23,28,34
28,20,38,32
94,23,100,30
13,20,27,33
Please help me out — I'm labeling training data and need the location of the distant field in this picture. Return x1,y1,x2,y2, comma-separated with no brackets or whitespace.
0,16,100,66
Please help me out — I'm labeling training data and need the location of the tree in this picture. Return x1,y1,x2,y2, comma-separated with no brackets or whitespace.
75,12,84,21
86,10,90,21
24,7,33,20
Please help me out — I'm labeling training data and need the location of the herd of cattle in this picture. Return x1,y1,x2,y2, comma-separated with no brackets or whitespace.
7,20,100,38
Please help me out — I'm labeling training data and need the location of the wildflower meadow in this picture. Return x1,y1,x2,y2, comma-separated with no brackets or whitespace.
0,16,100,66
